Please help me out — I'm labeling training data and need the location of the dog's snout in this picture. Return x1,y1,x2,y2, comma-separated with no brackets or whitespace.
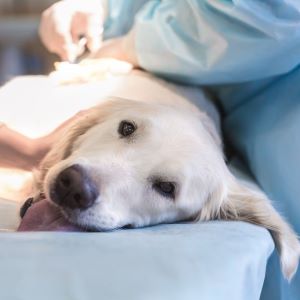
53,165,99,210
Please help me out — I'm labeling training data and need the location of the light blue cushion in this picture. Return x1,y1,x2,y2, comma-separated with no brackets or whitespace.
0,221,273,300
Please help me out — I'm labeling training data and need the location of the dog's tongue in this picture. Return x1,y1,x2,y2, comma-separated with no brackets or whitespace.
18,199,84,232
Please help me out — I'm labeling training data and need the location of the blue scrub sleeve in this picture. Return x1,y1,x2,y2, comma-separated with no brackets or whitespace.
104,0,150,39
106,0,300,85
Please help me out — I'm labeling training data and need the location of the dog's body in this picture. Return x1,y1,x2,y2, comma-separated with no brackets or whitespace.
1,67,299,280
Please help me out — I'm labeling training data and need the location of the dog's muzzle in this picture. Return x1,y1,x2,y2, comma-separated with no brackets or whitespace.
51,164,99,210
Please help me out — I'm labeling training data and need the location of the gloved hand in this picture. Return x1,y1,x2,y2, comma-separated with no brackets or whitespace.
39,0,106,61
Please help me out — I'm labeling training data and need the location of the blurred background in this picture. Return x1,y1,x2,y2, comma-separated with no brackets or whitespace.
0,0,57,84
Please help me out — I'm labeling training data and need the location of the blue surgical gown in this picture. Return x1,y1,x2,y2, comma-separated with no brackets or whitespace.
103,1,300,299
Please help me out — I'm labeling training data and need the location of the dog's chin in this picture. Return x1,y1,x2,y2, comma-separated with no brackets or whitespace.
53,205,122,232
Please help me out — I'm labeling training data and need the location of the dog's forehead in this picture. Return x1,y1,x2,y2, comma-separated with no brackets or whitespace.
111,101,203,134
77,101,209,156
72,100,212,172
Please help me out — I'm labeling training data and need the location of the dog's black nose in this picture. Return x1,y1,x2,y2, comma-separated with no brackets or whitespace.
52,165,99,210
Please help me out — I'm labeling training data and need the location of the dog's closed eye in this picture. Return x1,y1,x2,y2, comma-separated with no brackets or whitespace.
153,180,176,199
118,120,137,137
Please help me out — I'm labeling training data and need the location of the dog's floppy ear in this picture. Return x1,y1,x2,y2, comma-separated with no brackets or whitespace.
211,175,300,281
32,111,98,196
37,108,101,183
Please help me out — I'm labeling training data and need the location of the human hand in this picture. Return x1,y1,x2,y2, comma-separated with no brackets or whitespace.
39,0,105,61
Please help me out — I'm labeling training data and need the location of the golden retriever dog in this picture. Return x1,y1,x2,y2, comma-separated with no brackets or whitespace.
7,64,299,280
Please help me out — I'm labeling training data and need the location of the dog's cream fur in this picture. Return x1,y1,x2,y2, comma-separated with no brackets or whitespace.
27,70,299,280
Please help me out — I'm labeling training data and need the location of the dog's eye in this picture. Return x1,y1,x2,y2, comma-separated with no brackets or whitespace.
153,181,176,199
118,120,136,137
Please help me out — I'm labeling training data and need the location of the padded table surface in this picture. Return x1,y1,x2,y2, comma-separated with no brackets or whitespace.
0,221,273,300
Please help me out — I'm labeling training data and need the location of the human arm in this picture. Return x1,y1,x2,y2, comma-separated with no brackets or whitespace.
0,112,88,171
0,124,51,170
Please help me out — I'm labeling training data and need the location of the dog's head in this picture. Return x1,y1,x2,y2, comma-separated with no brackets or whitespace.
36,98,299,280
39,98,228,230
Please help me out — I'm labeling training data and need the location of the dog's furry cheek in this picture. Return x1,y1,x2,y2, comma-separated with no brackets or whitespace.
195,183,228,222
